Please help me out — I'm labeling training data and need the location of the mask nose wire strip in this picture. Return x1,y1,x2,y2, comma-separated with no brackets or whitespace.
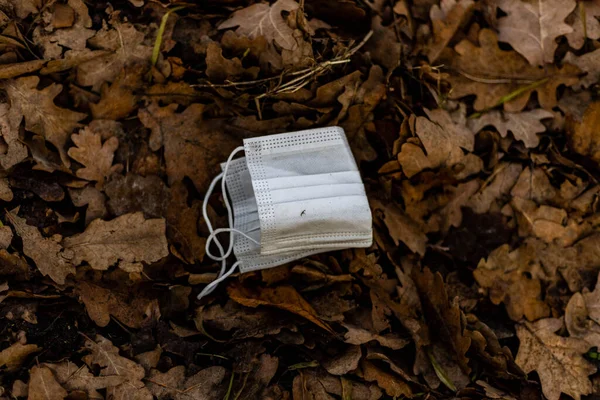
199,146,246,299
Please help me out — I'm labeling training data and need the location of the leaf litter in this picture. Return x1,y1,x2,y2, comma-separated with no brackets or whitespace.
1,0,600,399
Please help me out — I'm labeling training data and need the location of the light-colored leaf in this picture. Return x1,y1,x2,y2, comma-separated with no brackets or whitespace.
218,0,299,50
28,365,67,400
6,209,75,285
468,109,553,148
0,343,39,372
62,212,169,272
68,127,120,186
496,0,576,66
516,318,596,400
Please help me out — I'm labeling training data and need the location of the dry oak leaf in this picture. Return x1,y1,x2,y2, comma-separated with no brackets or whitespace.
496,0,575,67
8,0,41,18
474,243,549,321
322,346,362,376
0,102,28,169
427,0,475,63
566,101,600,164
62,212,168,272
146,365,227,400
468,109,553,148
360,359,412,398
566,291,600,348
370,198,428,255
516,318,596,400
90,66,144,120
167,182,207,263
76,281,160,328
218,0,300,51
138,103,239,192
564,48,600,88
566,1,600,48
33,0,94,60
292,369,382,400
343,325,409,351
467,162,523,214
206,41,259,82
2,76,86,167
6,209,75,285
68,127,120,187
442,29,581,112
414,268,471,375
0,342,39,372
77,21,152,90
45,361,126,399
83,335,145,381
227,282,335,334
28,365,68,400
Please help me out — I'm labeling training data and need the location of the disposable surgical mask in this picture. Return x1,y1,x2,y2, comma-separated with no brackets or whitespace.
198,127,372,299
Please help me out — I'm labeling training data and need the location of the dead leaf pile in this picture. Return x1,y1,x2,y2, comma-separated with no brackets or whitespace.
2,0,600,399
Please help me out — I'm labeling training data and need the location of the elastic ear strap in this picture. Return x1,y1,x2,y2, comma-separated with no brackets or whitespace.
199,146,245,299
197,261,241,300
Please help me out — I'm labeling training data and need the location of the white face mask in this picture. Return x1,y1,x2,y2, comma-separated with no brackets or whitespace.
198,127,372,299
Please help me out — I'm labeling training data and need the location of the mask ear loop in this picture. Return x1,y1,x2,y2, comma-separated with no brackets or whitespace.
199,146,246,299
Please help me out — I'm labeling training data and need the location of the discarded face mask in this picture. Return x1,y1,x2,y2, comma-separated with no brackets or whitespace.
199,127,372,299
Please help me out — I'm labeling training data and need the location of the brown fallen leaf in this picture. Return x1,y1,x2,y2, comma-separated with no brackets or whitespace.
62,212,169,272
365,16,401,72
28,365,67,400
206,41,260,82
474,242,549,321
0,60,47,80
427,0,474,63
414,268,471,375
138,103,239,192
442,29,580,112
564,49,600,89
104,173,168,218
467,162,523,214
33,0,94,60
496,0,576,66
218,0,299,51
342,324,409,350
90,66,144,120
322,345,362,376
166,181,206,264
83,335,145,381
371,199,428,255
227,282,335,334
68,186,107,225
76,281,159,328
292,369,382,400
0,102,28,169
0,342,39,372
76,21,152,90
10,0,40,18
6,209,75,285
566,291,600,348
566,1,600,49
360,359,412,398
2,76,87,167
68,127,120,187
566,101,600,164
341,66,386,163
146,365,227,400
516,318,596,400
45,361,126,399
468,109,553,148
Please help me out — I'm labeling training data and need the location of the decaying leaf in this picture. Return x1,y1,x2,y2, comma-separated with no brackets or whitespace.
567,101,600,164
45,361,126,399
28,365,68,400
138,103,239,192
83,335,145,381
2,76,87,166
218,0,300,51
76,281,160,328
516,318,596,400
427,0,474,63
227,282,335,334
442,29,580,112
0,342,39,372
146,365,227,400
468,109,553,148
6,209,75,285
68,127,120,187
62,212,168,272
566,1,600,49
496,0,576,66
